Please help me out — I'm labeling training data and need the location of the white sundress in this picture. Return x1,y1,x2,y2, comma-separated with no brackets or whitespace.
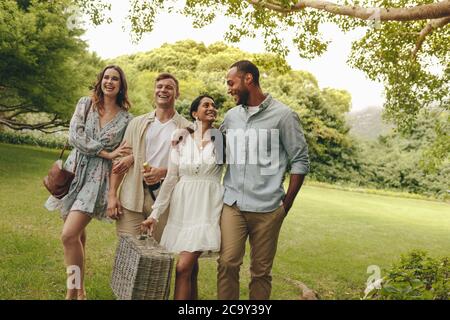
149,134,224,253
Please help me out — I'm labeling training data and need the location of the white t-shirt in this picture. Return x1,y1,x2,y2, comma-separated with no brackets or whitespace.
145,117,177,168
247,106,260,116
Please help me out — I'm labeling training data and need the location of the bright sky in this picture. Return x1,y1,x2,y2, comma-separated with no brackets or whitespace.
80,0,385,113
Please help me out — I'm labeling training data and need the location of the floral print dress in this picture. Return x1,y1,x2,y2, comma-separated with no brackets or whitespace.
45,97,132,221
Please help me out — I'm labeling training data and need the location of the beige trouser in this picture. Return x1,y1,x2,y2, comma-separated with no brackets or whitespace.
115,188,169,243
217,204,286,300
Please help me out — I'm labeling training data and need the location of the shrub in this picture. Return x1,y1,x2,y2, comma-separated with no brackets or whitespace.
365,250,449,300
0,130,68,150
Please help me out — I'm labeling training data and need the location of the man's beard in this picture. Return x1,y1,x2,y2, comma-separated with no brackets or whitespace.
237,89,249,106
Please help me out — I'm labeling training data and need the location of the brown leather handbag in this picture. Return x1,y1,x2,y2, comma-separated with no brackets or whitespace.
43,146,76,199
43,99,91,199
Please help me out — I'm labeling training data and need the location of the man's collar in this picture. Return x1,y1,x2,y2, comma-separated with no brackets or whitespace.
241,93,272,111
147,109,183,124
147,110,156,120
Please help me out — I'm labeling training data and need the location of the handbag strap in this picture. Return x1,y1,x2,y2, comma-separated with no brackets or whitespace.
58,144,68,160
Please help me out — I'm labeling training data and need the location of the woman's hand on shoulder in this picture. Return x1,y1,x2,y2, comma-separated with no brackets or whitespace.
171,128,191,147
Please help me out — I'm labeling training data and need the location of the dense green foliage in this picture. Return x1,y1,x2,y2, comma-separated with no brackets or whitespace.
1,1,447,197
356,110,450,198
0,130,67,149
91,0,449,132
0,0,103,131
109,40,448,198
110,40,360,185
3,33,447,198
365,250,449,300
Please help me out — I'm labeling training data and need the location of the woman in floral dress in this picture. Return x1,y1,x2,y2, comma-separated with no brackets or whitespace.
45,65,132,300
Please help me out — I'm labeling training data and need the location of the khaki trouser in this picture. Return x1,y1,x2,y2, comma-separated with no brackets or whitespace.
217,204,286,300
115,188,169,243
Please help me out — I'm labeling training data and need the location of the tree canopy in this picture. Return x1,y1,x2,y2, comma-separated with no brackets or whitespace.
1,1,448,194
0,0,102,132
76,0,449,168
109,40,361,183
111,39,447,197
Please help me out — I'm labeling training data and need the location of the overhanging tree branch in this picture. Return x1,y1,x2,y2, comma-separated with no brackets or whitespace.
0,115,69,133
0,104,41,115
411,16,450,57
0,103,29,112
2,109,33,120
247,0,450,21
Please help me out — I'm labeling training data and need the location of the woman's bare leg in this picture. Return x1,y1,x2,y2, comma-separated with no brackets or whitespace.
61,211,91,300
174,251,201,300
190,260,199,300
78,229,87,300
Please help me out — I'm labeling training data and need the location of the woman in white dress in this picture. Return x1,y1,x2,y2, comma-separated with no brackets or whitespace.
141,95,224,300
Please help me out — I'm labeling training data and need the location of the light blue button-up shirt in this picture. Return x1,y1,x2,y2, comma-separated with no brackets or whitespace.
220,94,309,213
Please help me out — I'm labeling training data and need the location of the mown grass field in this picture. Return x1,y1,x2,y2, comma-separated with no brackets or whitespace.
0,143,449,300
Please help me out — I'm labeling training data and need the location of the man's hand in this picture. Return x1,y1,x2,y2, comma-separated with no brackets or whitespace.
107,194,123,220
142,167,166,185
141,217,157,236
282,174,306,216
113,154,134,175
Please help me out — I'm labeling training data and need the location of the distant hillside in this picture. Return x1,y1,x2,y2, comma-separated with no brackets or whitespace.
346,107,394,140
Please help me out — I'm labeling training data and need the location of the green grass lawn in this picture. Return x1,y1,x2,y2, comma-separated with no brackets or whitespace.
0,143,449,300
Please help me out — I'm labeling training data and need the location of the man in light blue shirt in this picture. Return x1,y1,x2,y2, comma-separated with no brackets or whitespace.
218,60,310,300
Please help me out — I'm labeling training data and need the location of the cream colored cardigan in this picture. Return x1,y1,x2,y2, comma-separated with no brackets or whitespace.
118,110,191,213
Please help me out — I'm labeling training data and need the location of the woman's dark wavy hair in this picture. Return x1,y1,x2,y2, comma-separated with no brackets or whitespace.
91,65,131,111
187,94,225,164
189,94,216,120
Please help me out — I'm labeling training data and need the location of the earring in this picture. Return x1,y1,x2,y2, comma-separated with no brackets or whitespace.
193,118,198,131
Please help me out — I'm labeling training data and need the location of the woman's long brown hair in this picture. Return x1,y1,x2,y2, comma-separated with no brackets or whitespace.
91,65,131,111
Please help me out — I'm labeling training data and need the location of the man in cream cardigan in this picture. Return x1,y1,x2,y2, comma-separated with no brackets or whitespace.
107,73,191,242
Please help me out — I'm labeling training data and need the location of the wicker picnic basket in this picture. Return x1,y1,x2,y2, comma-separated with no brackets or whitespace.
111,233,174,300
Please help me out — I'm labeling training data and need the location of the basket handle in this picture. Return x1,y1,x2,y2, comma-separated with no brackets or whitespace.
138,230,159,247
